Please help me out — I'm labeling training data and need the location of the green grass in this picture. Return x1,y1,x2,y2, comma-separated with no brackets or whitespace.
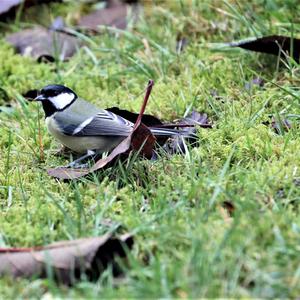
1,0,300,298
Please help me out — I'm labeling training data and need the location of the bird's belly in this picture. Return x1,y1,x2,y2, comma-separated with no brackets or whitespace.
45,118,125,154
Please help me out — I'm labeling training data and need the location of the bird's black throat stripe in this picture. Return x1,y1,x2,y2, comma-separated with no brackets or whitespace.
42,98,76,118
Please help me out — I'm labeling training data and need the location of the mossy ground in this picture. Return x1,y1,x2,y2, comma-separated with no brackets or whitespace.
0,0,300,298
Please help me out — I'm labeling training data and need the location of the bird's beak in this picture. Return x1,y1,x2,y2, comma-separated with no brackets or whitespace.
34,95,46,101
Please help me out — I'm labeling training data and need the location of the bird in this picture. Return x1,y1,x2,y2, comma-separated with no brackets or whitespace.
34,84,195,165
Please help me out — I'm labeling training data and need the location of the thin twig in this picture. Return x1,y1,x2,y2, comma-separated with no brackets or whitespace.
134,80,154,129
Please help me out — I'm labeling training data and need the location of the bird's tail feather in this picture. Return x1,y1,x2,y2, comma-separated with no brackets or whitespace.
150,127,197,139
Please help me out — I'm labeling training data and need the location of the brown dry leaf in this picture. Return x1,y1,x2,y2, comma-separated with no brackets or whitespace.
0,0,62,20
78,2,127,31
6,26,80,62
78,0,139,33
0,233,133,285
48,80,156,180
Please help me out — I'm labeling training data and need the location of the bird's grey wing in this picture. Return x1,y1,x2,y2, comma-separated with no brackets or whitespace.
54,104,133,137
73,110,133,136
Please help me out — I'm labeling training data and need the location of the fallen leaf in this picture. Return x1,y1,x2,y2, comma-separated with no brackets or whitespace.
47,80,156,180
0,233,133,285
6,26,80,62
78,1,127,32
0,0,62,20
230,35,300,62
77,0,140,33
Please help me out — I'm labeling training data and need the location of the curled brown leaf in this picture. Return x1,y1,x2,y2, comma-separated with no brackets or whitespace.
0,234,133,285
6,26,80,62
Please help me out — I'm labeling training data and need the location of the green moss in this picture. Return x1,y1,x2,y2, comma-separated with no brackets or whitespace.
0,0,300,298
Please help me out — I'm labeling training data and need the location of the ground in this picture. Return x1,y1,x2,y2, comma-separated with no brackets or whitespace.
0,0,300,298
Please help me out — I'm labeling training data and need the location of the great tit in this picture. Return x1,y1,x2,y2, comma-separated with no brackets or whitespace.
34,84,195,157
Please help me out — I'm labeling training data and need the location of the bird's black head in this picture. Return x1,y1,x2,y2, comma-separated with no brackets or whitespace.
34,84,77,117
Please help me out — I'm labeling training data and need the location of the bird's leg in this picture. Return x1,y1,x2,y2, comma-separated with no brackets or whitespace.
66,150,96,168
53,145,73,157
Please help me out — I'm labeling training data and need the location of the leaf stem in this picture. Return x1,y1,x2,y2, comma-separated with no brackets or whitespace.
134,80,154,129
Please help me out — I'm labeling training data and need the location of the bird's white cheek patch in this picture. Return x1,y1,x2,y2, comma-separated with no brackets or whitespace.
49,93,74,110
